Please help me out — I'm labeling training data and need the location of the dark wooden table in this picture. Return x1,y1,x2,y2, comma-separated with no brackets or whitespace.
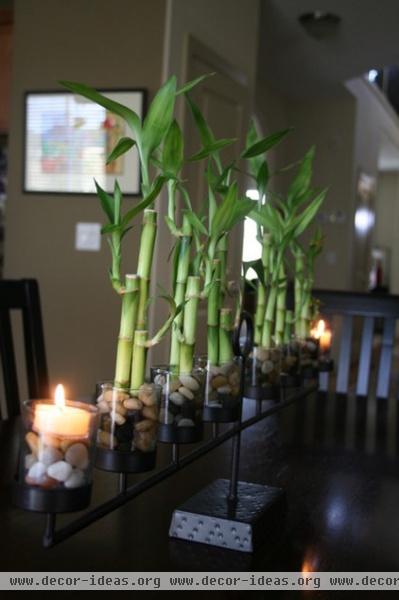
1,389,399,593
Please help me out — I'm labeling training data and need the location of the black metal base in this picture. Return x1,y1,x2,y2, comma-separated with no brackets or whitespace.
244,384,279,401
202,402,242,423
301,365,319,379
95,446,157,473
158,423,203,444
169,478,286,553
13,482,92,514
318,358,334,372
280,373,302,388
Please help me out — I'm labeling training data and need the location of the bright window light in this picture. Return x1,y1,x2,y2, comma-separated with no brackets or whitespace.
242,217,261,279
246,189,260,201
355,207,375,235
368,69,378,83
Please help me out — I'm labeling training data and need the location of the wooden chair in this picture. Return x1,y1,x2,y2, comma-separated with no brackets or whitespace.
314,290,399,399
0,279,49,417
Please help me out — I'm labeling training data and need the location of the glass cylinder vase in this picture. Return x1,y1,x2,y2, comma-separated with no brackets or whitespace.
151,366,204,444
95,382,160,473
244,345,281,400
14,399,99,513
200,356,243,423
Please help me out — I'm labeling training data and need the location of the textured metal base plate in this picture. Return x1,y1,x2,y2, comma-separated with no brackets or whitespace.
169,478,286,553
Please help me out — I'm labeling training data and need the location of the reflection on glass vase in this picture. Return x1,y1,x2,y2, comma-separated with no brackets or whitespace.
199,356,243,423
244,346,281,400
280,337,302,388
151,366,204,443
95,382,160,473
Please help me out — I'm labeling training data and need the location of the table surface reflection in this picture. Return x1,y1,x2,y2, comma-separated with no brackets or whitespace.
1,389,399,591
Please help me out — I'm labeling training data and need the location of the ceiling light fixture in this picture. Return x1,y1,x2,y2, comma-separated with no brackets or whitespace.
298,11,341,40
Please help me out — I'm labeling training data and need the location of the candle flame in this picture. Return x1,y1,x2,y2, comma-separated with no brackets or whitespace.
55,384,66,409
311,319,325,339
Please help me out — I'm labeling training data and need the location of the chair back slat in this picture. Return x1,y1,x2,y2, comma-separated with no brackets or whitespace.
376,317,395,399
314,290,399,400
319,371,329,392
336,315,353,394
0,311,20,417
356,316,374,397
0,279,49,418
21,280,49,400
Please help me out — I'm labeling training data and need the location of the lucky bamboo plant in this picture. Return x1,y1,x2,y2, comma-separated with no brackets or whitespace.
60,76,208,393
244,125,327,350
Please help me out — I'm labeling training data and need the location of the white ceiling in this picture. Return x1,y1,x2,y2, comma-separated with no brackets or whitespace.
259,0,399,99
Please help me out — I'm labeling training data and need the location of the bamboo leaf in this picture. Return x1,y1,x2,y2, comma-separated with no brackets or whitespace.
183,210,208,236
142,75,177,157
59,81,142,140
162,119,183,175
293,189,326,237
256,161,269,200
188,138,237,162
185,94,214,147
106,137,136,165
287,146,315,208
113,180,122,225
211,183,254,238
94,180,114,223
176,72,215,96
121,175,167,226
241,128,292,159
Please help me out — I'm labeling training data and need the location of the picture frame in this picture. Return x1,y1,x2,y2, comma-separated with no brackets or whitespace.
23,88,146,196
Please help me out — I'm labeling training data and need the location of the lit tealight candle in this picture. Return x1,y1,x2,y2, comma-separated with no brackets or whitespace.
310,319,332,353
33,384,90,438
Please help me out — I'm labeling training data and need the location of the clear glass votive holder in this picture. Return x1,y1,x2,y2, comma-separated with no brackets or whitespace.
280,337,302,388
14,399,99,513
200,356,243,423
95,382,160,473
244,345,282,400
151,366,204,444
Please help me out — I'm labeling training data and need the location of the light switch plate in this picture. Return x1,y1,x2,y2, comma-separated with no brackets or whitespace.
75,222,101,252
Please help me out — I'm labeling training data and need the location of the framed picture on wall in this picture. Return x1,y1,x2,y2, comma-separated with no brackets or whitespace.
23,89,146,195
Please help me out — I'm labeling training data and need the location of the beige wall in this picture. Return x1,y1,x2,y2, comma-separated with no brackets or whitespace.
150,0,261,365
374,171,399,293
255,81,357,290
5,0,166,398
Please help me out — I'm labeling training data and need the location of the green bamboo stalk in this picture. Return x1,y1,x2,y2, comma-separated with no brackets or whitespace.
130,330,148,391
274,263,286,347
299,277,313,339
114,274,140,389
219,307,234,364
169,214,192,367
284,310,293,345
179,276,200,374
136,209,157,330
216,233,228,304
207,259,221,365
294,250,305,337
254,233,271,345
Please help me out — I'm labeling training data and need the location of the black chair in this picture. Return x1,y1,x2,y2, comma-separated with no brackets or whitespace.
314,289,399,399
0,279,49,417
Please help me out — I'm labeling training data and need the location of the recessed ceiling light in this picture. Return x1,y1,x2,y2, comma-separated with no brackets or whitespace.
298,11,341,39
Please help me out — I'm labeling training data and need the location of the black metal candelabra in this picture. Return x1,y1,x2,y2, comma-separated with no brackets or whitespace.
13,312,326,552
